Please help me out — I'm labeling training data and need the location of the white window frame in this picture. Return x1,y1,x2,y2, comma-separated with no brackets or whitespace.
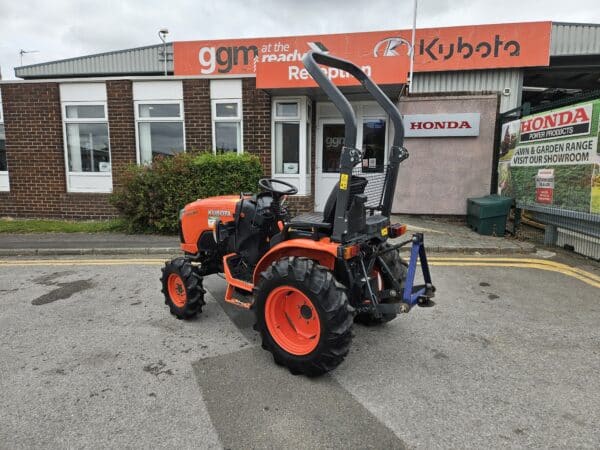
211,98,243,154
0,88,8,192
134,99,186,165
271,96,311,195
61,101,112,193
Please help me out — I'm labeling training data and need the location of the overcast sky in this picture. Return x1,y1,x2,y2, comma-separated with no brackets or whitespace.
1,0,599,80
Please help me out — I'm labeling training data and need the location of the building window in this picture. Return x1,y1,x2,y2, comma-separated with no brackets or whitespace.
271,97,311,195
60,83,111,193
212,99,242,154
135,101,185,164
63,104,111,173
274,101,300,174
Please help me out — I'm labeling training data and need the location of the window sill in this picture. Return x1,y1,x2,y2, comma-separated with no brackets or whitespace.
67,189,113,194
66,191,112,196
273,173,301,177
68,172,113,193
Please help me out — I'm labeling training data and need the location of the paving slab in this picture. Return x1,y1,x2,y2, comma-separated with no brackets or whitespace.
390,215,535,254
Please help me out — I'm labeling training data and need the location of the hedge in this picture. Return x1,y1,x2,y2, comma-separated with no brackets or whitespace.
110,152,263,233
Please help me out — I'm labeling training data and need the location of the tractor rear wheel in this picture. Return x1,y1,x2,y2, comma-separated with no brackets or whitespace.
255,257,353,377
355,243,407,326
161,257,205,320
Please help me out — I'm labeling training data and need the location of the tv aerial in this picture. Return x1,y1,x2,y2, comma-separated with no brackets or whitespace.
19,49,40,66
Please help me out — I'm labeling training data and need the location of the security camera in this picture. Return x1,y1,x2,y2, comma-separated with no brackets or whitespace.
159,28,169,35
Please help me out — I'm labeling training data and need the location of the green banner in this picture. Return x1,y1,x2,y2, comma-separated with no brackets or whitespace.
498,99,600,214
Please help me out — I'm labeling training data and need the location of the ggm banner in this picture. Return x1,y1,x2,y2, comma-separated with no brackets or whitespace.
498,99,600,214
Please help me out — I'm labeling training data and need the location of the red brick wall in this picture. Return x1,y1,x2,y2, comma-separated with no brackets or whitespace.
0,78,316,220
242,78,271,175
0,83,117,219
183,79,212,151
286,195,314,215
106,80,137,188
0,81,143,219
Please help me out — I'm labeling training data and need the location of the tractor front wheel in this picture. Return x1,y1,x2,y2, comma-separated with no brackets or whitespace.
161,257,205,320
255,257,353,377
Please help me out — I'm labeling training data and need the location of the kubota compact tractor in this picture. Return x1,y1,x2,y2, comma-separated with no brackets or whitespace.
161,51,435,376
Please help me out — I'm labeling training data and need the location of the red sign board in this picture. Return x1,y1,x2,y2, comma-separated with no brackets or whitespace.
173,21,551,88
535,169,555,204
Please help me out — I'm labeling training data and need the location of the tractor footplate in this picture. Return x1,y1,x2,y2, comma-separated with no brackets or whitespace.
225,284,254,310
225,254,254,283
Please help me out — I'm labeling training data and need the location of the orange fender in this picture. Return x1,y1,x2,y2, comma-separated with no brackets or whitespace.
252,238,340,284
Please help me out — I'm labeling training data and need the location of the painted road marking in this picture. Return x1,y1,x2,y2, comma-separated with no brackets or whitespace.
430,257,600,283
429,262,600,289
1,257,598,288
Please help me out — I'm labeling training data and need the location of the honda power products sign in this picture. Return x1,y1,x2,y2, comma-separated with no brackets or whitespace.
173,22,551,88
404,113,480,137
498,99,600,214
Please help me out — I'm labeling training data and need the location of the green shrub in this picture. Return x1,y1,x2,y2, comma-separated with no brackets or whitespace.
110,152,263,233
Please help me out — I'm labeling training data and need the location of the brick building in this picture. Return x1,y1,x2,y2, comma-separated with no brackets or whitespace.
1,22,598,218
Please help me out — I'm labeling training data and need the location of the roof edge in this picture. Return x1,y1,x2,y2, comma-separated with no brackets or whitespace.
14,42,169,71
552,21,600,27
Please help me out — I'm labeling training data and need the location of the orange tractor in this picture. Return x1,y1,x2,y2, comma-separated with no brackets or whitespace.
161,51,435,376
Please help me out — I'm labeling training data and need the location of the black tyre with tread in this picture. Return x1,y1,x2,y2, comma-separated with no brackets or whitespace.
161,257,205,319
354,243,407,326
254,257,354,377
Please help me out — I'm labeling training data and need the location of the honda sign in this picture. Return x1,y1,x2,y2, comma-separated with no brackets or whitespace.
403,113,481,137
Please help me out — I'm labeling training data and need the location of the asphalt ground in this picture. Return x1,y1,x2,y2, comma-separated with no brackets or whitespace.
0,253,599,449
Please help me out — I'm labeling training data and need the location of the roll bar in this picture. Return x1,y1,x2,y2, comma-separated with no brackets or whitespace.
302,50,405,149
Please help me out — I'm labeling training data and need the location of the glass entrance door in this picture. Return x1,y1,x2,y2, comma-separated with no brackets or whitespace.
315,108,389,212
315,120,345,211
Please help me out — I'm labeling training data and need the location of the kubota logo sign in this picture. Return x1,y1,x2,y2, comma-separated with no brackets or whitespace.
174,22,551,87
373,37,411,57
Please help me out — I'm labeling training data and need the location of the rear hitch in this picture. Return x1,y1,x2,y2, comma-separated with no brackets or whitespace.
402,233,437,308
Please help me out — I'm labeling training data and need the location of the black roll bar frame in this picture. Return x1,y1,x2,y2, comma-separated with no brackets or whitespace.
302,51,408,241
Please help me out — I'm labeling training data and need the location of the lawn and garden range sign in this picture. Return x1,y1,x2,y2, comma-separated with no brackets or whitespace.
174,22,551,88
498,99,600,214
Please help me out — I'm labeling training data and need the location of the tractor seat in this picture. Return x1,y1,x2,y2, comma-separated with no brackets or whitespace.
287,175,368,232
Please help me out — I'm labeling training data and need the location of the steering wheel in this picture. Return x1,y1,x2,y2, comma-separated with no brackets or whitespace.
258,178,298,196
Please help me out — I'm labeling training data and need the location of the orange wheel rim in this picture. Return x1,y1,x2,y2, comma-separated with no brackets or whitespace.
167,273,187,308
265,286,321,356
